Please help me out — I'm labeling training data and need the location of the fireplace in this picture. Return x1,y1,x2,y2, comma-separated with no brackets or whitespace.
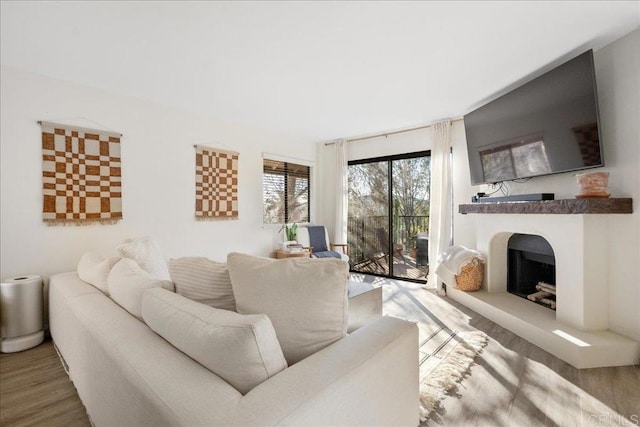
507,233,556,308
448,199,639,368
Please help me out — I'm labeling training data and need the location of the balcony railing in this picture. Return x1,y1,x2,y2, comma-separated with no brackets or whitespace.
347,215,429,267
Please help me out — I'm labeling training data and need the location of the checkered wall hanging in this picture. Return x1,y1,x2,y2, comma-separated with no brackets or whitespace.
195,145,239,219
40,121,122,225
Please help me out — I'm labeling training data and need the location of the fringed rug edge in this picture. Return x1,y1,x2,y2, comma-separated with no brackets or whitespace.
419,330,489,422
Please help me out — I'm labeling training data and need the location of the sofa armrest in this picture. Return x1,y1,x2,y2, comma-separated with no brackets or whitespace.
233,316,419,426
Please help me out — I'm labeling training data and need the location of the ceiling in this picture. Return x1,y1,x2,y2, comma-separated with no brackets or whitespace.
1,1,638,142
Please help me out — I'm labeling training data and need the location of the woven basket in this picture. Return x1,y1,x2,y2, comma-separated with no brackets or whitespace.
455,257,484,292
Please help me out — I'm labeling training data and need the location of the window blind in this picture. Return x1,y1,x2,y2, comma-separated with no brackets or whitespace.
263,159,310,224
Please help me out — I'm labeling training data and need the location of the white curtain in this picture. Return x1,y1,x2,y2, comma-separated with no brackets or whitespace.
427,120,452,293
333,139,348,244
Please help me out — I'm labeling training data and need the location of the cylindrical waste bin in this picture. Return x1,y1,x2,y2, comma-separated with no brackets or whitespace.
1,275,45,353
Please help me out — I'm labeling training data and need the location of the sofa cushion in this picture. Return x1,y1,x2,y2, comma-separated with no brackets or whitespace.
117,236,171,280
168,257,236,311
77,252,119,294
142,287,287,394
227,252,349,365
108,258,174,320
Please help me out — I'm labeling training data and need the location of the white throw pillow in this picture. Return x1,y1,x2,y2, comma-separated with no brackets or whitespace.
108,258,174,320
168,257,236,311
77,252,119,294
227,252,349,365
117,236,171,280
142,287,287,394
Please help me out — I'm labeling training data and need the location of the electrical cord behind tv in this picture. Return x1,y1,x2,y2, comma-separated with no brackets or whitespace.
474,178,538,202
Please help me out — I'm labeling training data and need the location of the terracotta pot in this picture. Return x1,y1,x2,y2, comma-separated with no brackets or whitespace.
576,171,609,197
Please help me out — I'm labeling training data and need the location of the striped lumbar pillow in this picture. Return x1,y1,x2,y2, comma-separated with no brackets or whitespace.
168,257,236,312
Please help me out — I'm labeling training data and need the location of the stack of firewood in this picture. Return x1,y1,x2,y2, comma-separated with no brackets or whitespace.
527,281,556,310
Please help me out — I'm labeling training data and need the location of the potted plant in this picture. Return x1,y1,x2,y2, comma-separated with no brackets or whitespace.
279,223,299,251
285,223,298,242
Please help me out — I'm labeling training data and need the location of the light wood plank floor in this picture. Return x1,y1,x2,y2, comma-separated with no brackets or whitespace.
0,339,90,426
1,276,638,426
353,273,640,427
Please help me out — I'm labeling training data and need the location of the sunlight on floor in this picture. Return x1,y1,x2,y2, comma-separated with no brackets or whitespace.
350,272,640,427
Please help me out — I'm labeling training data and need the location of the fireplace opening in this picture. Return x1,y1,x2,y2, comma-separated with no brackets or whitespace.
507,233,556,309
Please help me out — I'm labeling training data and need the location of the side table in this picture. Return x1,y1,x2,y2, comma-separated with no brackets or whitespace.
347,281,383,333
274,249,312,259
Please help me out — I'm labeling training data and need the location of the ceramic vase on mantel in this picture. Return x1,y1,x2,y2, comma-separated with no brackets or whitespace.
576,171,610,198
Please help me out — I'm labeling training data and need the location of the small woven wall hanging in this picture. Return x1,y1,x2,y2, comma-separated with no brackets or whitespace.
40,121,122,225
195,145,239,220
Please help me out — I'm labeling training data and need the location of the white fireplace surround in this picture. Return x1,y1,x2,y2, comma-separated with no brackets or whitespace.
485,215,607,331
447,212,639,369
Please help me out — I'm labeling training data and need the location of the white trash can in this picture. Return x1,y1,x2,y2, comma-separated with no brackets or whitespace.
0,275,45,353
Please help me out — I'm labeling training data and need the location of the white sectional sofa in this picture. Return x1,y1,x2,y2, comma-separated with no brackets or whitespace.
49,271,420,426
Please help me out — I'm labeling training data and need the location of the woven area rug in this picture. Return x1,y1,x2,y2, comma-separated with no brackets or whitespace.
419,329,488,424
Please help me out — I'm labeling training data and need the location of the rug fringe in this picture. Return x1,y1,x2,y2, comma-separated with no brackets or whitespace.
195,216,238,221
44,219,120,226
419,330,488,422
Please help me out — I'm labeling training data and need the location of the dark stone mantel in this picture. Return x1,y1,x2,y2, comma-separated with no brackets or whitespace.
459,198,633,215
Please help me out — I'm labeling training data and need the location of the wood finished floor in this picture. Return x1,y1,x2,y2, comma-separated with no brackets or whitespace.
1,276,638,427
0,339,90,426
353,273,640,427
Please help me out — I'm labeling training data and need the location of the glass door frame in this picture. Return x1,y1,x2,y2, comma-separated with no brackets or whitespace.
348,150,430,284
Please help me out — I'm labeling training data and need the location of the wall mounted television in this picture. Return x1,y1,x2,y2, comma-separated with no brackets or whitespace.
464,50,603,186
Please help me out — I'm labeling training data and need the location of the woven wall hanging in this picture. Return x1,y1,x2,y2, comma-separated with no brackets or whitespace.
195,145,239,220
40,121,122,225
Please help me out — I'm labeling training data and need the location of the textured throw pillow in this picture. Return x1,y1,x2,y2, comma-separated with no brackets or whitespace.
107,258,174,320
168,257,236,311
227,252,349,365
77,252,119,294
117,236,171,280
142,287,287,395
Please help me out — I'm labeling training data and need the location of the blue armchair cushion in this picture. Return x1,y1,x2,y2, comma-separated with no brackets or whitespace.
313,251,342,259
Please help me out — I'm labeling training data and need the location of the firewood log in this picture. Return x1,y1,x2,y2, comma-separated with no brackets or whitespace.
536,282,557,295
527,290,551,301
540,297,557,310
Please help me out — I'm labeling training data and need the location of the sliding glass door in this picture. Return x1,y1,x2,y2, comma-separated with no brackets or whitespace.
348,160,390,276
348,151,430,282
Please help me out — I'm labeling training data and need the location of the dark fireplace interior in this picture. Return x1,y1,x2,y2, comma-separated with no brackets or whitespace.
507,234,556,307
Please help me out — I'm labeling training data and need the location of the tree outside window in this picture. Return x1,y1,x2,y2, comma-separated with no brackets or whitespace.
263,159,310,224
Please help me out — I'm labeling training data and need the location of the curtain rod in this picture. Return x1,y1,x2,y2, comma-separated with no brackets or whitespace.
324,117,464,146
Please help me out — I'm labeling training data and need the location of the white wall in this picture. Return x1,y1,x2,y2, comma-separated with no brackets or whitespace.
318,29,639,342
0,66,315,279
595,30,639,341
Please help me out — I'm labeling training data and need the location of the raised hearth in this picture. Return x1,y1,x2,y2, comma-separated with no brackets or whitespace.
448,202,638,368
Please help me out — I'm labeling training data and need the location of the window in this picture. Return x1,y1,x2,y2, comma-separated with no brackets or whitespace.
263,159,310,224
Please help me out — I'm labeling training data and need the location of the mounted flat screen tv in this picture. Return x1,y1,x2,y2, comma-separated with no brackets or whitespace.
464,50,603,185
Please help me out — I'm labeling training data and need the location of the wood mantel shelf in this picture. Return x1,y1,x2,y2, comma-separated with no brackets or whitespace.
459,198,632,215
